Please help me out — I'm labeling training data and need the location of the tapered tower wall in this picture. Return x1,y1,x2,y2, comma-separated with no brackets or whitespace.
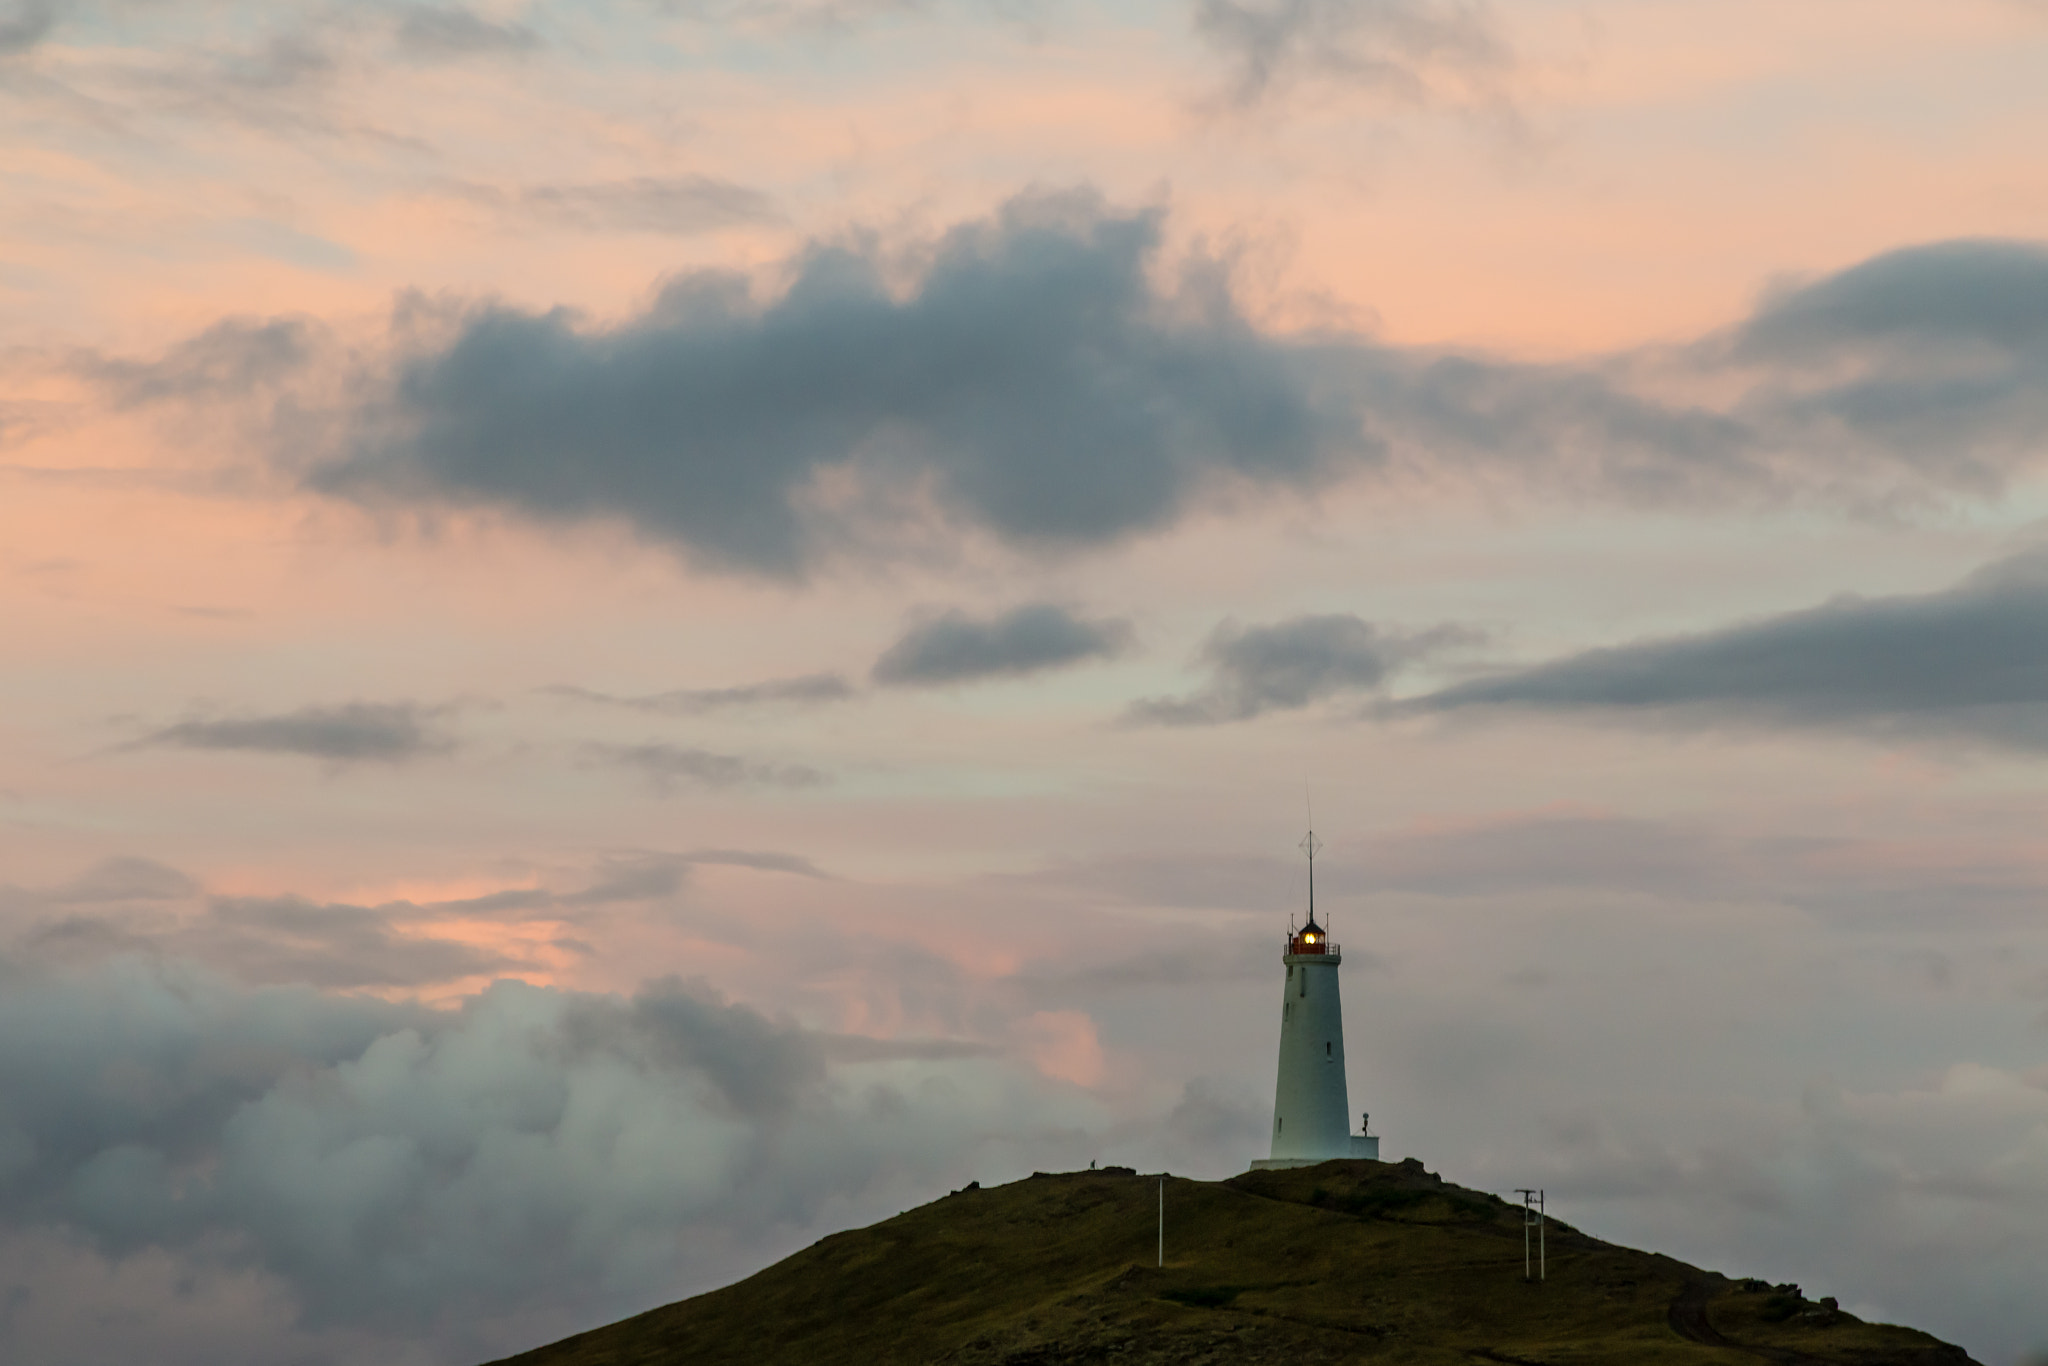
1269,950,1354,1159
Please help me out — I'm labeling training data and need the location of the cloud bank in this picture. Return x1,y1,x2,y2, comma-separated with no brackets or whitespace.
1403,545,2048,749
316,191,1348,576
98,205,1989,576
68,194,2048,582
0,956,1101,1363
1713,238,2048,490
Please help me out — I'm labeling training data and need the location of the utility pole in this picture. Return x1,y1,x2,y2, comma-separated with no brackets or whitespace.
1157,1174,1164,1268
1514,1189,1545,1281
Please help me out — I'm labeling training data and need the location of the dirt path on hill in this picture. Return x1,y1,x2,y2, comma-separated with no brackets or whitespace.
1666,1278,1740,1350
1666,1279,1826,1365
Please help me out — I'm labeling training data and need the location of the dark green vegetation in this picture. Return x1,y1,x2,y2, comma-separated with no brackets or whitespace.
485,1159,1977,1366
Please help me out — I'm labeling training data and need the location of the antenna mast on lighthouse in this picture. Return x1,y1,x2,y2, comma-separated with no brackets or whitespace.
1299,826,1322,920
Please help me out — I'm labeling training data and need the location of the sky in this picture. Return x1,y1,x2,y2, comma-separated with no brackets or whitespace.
3,0,2048,1362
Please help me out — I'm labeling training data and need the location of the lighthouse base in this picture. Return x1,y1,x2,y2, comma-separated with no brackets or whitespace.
1251,1136,1380,1170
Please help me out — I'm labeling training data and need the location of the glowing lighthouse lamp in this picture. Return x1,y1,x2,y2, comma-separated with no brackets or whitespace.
1251,829,1380,1170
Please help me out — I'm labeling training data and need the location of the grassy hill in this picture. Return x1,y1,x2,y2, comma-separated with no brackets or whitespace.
484,1158,1978,1366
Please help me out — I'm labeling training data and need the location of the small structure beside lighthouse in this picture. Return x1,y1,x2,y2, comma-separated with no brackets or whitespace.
1252,829,1379,1170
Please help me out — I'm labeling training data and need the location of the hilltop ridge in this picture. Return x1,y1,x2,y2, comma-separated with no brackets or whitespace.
486,1158,1978,1366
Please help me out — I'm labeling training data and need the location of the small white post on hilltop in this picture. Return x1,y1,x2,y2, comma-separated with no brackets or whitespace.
1157,1174,1164,1268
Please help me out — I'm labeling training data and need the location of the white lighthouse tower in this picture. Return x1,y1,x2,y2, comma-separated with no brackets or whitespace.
1252,829,1379,1170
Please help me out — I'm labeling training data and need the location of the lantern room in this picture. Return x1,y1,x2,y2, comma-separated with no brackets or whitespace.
1286,918,1336,956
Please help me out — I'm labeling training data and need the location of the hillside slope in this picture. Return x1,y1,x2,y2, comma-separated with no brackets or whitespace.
485,1159,1978,1366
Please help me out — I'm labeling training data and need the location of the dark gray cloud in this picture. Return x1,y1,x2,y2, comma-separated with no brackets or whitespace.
1733,239,2048,359
492,174,781,235
1192,0,1509,109
137,701,453,763
392,3,539,59
1128,612,1474,724
547,671,854,713
1711,239,2048,491
315,190,1352,576
87,201,2048,575
871,603,1131,686
1402,544,2048,749
591,741,831,792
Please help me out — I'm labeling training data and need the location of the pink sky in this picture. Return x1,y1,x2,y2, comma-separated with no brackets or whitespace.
5,2,2048,1363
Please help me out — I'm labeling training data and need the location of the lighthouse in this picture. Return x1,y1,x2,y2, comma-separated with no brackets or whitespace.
1252,829,1379,1170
